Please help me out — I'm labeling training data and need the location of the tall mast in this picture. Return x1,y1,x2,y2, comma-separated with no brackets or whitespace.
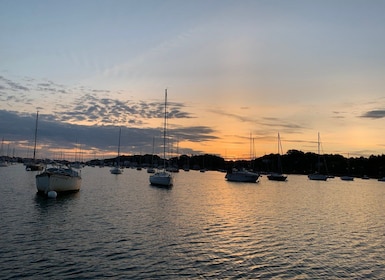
163,89,167,169
117,127,121,165
317,132,320,172
33,111,39,160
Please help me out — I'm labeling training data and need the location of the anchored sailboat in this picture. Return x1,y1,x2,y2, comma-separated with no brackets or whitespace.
267,133,287,181
110,127,123,174
308,132,328,181
149,89,173,187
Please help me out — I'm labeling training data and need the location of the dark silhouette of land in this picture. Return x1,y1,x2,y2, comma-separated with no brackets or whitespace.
11,149,385,179
84,149,385,179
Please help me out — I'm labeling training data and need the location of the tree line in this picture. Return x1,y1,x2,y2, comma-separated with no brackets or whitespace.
86,149,385,179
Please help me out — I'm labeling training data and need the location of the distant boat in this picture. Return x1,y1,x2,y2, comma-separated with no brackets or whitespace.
36,164,81,194
267,133,288,181
308,132,328,181
149,89,173,187
110,127,123,175
340,175,354,181
0,138,8,167
225,168,260,183
340,155,354,181
147,137,156,173
25,111,44,171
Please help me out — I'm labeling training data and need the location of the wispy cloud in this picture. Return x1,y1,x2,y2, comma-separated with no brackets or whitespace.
360,109,385,119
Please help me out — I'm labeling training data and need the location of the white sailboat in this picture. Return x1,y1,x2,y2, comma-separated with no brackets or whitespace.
149,89,173,187
110,127,123,174
308,132,328,181
36,163,82,195
25,111,44,171
268,133,288,181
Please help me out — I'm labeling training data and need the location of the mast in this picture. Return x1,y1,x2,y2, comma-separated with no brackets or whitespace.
277,132,283,173
33,111,39,160
317,132,320,173
117,127,121,166
163,89,167,169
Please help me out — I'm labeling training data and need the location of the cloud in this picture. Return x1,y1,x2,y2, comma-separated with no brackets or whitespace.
360,110,385,119
0,108,214,158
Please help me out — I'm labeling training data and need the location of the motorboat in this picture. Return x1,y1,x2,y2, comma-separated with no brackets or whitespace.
267,172,287,181
308,173,328,181
225,168,259,183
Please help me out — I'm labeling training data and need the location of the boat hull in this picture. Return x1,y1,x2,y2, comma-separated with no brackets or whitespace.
26,163,44,171
110,167,123,174
150,171,173,187
308,173,328,181
267,173,288,181
36,172,81,193
340,176,354,181
225,170,259,183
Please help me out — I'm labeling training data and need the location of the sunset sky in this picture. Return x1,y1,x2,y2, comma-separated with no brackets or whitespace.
1,0,385,161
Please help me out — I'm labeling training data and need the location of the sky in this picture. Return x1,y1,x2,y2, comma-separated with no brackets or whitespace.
1,0,385,161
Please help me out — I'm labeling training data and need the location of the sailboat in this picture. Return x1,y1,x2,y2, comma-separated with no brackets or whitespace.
25,111,44,171
340,154,354,181
267,133,288,181
0,138,8,167
308,132,328,181
36,163,82,195
147,136,156,173
149,89,173,187
110,127,123,174
225,133,259,182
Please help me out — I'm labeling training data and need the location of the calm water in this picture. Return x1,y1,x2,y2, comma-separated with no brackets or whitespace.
1,164,385,279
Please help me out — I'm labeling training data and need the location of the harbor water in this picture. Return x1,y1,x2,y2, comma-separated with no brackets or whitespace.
1,164,385,279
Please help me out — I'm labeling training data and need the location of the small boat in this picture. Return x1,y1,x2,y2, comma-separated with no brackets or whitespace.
147,167,155,173
147,137,156,173
110,166,123,174
150,170,173,186
149,89,173,187
268,172,288,181
308,172,328,181
268,133,287,181
378,177,385,182
308,132,328,181
340,175,354,181
225,168,260,183
340,155,354,181
36,165,81,194
110,127,123,175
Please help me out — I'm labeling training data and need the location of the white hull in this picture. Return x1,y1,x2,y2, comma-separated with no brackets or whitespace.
150,171,173,187
36,168,81,193
226,170,259,182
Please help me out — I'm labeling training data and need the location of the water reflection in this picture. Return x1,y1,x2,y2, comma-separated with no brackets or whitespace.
33,192,80,217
